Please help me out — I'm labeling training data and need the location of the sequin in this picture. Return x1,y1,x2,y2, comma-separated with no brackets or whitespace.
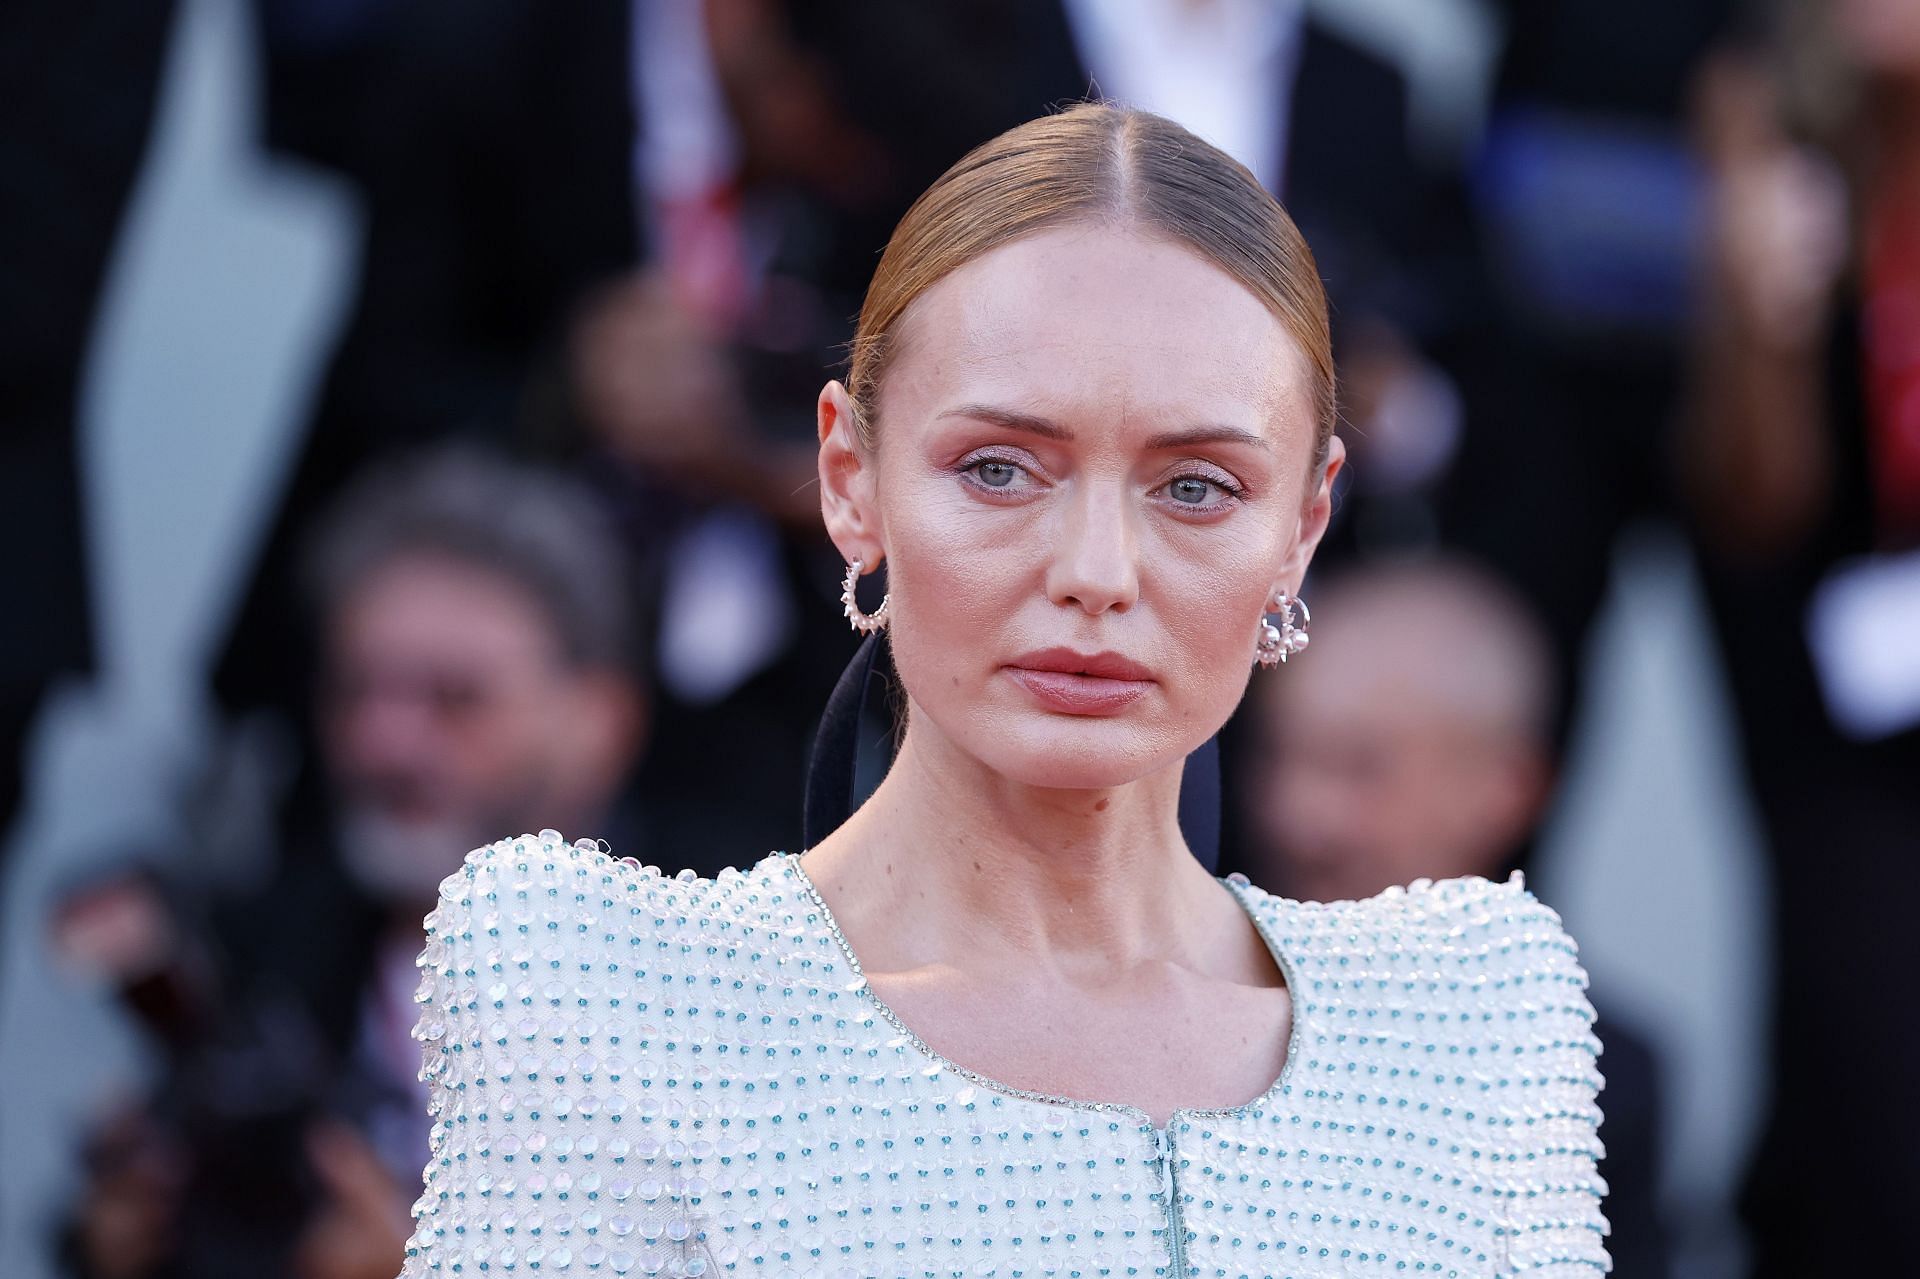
403,830,1610,1277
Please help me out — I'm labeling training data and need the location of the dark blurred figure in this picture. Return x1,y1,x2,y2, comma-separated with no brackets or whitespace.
703,0,1444,430
1236,555,1674,1279
565,263,855,864
0,0,176,1218
1684,3,1920,1272
210,0,643,864
54,445,647,1279
1438,0,1738,749
0,0,176,865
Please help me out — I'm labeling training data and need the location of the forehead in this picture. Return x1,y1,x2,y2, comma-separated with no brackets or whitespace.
333,552,556,658
882,223,1311,439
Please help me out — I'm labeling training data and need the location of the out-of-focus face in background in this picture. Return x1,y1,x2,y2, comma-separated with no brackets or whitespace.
317,548,634,910
1243,559,1555,903
1837,0,1920,76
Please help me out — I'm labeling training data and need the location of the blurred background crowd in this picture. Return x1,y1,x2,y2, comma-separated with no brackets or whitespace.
3,0,1917,1276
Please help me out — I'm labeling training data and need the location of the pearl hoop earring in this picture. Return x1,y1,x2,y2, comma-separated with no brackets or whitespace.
841,558,891,633
1256,589,1311,667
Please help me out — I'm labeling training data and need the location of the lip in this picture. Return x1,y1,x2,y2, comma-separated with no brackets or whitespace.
1004,648,1155,716
1009,647,1154,680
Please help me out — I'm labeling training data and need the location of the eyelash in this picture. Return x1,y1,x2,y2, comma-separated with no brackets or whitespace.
1162,470,1246,506
957,453,1040,495
955,453,1246,510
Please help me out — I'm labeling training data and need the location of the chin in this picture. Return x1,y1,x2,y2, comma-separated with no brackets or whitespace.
956,702,1201,791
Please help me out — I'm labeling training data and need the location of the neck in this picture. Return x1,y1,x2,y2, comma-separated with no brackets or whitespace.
803,711,1223,978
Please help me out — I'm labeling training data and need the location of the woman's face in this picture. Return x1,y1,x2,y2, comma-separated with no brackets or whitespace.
820,222,1342,790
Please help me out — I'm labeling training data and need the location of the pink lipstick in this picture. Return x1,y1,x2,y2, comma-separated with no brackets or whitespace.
1004,648,1154,716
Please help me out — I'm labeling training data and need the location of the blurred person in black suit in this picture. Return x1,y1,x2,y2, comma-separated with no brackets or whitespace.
1235,554,1675,1279
1684,3,1920,1270
209,0,644,873
55,444,647,1279
1434,0,1740,749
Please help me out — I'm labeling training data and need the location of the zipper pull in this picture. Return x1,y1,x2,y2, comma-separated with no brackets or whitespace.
1156,1125,1186,1277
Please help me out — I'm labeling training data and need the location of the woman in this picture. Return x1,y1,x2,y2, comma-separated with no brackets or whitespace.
402,105,1608,1278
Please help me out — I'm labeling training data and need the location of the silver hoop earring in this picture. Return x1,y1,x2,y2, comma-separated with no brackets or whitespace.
841,558,890,633
1255,589,1311,667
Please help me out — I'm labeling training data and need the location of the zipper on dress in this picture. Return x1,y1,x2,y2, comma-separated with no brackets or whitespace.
1155,1124,1188,1278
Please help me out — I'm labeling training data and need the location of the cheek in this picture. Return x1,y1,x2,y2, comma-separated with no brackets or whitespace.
446,688,544,781
896,537,1013,628
878,474,1040,660
1144,528,1278,699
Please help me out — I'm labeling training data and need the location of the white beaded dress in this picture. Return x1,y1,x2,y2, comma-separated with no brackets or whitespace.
401,830,1609,1279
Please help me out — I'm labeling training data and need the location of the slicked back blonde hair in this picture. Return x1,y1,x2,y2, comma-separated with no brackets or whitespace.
845,102,1336,468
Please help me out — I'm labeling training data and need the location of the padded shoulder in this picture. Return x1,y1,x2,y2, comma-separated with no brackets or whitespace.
404,829,774,1276
1236,871,1600,1051
1234,872,1613,1275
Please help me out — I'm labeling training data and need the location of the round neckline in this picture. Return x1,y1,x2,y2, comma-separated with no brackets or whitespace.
778,850,1304,1136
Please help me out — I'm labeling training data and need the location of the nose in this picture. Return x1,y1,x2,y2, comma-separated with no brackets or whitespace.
1044,478,1139,614
330,673,442,773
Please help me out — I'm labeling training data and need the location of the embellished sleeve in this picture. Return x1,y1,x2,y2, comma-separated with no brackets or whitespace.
1485,877,1612,1275
402,833,525,1275
399,830,726,1278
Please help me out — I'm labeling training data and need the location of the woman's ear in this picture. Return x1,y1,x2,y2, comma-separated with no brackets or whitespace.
1272,433,1346,595
817,379,884,566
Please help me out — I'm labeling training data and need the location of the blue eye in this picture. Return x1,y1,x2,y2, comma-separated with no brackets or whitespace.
1168,477,1215,504
973,460,1019,487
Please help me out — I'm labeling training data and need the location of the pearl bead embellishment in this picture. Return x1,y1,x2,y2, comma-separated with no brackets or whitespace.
403,831,1610,1277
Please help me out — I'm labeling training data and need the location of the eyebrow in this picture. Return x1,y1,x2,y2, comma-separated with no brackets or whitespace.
938,404,1072,439
1144,424,1271,451
938,404,1271,450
